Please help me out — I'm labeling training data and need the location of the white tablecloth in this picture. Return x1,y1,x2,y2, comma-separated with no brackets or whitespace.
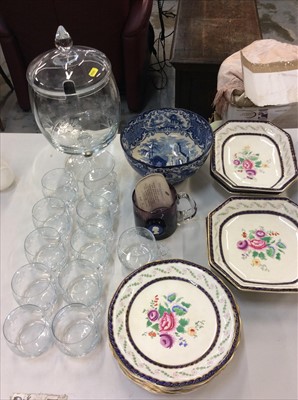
1,131,297,400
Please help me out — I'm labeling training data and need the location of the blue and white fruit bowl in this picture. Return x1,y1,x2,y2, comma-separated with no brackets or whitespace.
120,108,213,184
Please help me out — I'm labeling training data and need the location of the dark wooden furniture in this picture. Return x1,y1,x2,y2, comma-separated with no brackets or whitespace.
170,0,262,120
0,0,153,113
0,65,14,131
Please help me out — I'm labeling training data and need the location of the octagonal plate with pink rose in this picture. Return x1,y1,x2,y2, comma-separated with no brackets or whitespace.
210,121,297,194
207,196,298,292
108,259,240,393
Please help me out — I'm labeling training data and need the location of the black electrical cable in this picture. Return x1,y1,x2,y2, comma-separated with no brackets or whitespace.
157,0,165,41
149,0,176,90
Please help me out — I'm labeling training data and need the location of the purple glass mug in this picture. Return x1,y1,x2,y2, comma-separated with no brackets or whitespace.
132,184,197,240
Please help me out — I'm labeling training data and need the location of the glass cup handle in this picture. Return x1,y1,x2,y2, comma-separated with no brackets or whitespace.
176,192,197,223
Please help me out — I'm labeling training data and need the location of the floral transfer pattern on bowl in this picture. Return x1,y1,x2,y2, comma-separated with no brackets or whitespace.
236,226,287,272
232,145,271,180
121,108,213,184
207,197,298,292
143,292,206,350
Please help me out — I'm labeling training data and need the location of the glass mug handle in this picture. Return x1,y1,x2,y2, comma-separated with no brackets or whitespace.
176,192,197,223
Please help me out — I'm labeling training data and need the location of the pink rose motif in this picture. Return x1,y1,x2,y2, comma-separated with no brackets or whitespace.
242,159,254,170
159,312,176,332
248,238,267,250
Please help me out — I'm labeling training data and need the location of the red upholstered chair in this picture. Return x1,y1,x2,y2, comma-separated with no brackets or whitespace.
0,0,153,112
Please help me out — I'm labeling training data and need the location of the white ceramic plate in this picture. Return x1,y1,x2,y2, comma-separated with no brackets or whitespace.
207,197,298,292
108,260,240,392
210,121,298,193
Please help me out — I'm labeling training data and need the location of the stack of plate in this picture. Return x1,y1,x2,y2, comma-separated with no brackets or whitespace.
210,121,297,194
207,197,298,293
108,259,241,394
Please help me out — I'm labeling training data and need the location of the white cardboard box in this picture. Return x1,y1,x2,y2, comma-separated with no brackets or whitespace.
240,39,298,107
224,102,298,129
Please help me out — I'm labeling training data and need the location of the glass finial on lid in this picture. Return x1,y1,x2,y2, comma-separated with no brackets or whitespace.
55,26,73,52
